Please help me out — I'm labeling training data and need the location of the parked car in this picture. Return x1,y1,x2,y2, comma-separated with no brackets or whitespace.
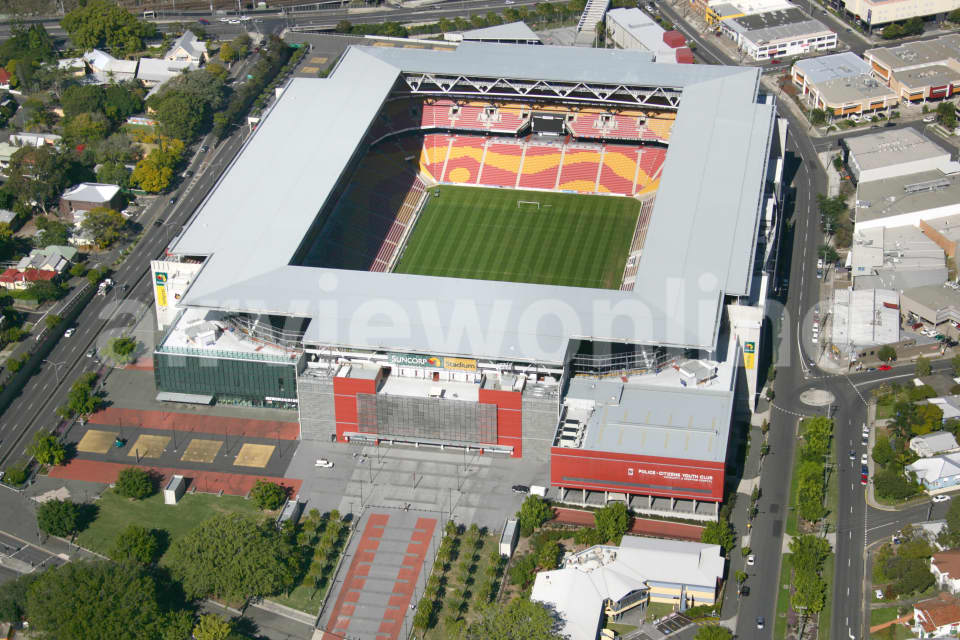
878,364,892,371
739,585,750,597
933,494,951,503
314,458,333,468
756,617,765,630
511,484,530,494
876,589,884,599
201,145,210,153
169,196,177,204
746,554,755,566
86,349,96,358
861,453,868,465
64,327,75,337
923,115,937,123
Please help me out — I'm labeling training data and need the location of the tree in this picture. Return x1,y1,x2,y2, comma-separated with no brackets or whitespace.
115,467,154,499
44,314,62,330
6,146,71,213
594,502,630,544
916,355,932,378
109,525,160,565
219,42,237,63
34,216,71,247
63,112,110,146
61,0,156,56
874,467,920,501
735,570,747,585
809,108,827,125
872,434,894,467
914,404,943,436
694,625,733,640
878,345,897,362
27,430,66,466
882,23,903,39
536,539,562,569
193,613,233,640
516,495,553,536
790,535,830,573
25,560,182,639
166,513,297,602
0,572,38,624
63,373,103,418
131,151,174,193
817,244,839,264
81,207,128,249
797,460,826,522
36,499,80,537
508,553,537,588
96,161,130,188
466,598,566,640
952,353,960,378
250,480,288,510
413,596,434,632
792,566,827,613
700,519,735,552
154,93,205,141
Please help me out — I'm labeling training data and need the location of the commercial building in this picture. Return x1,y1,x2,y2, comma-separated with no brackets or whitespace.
844,0,960,28
151,41,783,517
531,536,725,640
901,284,960,339
865,35,960,101
443,22,542,45
849,225,947,291
605,9,694,63
830,288,900,358
913,592,960,637
844,127,953,185
791,52,897,117
718,6,837,61
911,431,960,457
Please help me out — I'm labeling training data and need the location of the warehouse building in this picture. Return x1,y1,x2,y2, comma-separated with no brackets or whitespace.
865,34,960,102
843,127,954,184
605,9,694,63
718,6,836,60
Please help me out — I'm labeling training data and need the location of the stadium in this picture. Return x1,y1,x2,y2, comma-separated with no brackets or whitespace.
151,42,784,519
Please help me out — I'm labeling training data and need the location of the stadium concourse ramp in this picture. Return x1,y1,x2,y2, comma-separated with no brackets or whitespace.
418,135,666,197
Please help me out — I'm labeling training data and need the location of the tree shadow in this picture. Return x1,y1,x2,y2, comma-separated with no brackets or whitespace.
152,528,171,561
231,614,264,639
75,502,99,533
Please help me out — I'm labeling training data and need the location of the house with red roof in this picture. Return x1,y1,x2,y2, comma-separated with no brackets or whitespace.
914,592,960,637
0,267,57,290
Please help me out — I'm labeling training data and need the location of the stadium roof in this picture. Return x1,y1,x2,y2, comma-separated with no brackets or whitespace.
454,21,541,43
171,42,775,363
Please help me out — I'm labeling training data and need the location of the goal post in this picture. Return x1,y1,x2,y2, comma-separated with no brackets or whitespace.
517,200,540,209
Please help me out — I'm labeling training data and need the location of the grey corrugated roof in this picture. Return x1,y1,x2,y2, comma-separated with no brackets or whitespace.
173,42,773,362
568,378,733,462
793,52,872,83
726,8,832,44
459,21,540,42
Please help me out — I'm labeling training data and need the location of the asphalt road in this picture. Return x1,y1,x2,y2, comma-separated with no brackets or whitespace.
0,54,261,469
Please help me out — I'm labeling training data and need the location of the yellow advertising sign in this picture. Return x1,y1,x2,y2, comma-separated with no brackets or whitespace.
442,357,478,372
744,341,756,370
156,284,168,308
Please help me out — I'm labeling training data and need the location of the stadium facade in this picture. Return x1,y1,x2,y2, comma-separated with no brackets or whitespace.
151,42,785,519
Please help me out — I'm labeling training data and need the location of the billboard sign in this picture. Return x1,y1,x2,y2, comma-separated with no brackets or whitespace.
387,352,478,372
155,271,168,308
743,341,756,370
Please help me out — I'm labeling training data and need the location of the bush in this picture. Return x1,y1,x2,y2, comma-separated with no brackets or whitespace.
516,495,553,536
508,553,537,588
36,499,80,537
250,480,287,510
878,345,896,362
114,467,154,499
2,464,27,486
594,502,630,544
108,524,160,564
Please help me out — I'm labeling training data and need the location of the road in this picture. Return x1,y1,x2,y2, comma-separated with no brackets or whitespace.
0,53,262,470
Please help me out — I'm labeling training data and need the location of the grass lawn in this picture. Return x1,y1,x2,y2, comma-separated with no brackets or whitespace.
77,489,268,564
870,606,902,626
645,602,676,622
395,186,640,289
606,622,638,635
774,553,793,640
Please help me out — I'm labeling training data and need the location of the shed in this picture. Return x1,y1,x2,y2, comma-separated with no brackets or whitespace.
499,518,519,557
277,499,304,528
663,30,685,48
164,474,186,504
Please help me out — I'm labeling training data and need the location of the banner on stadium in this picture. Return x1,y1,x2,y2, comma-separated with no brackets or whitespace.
155,272,168,308
743,341,756,370
388,353,477,372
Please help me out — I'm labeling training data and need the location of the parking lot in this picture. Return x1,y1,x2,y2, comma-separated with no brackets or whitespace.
0,530,66,575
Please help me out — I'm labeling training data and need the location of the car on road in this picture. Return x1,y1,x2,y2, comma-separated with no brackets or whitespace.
861,464,869,484
154,219,164,226
756,617,765,630
512,484,530,494
86,349,96,358
201,145,210,153
64,327,75,337
849,450,856,460
183,170,193,178
878,364,892,371
746,554,755,566
933,494,951,503
861,453,868,465
314,458,333,468
219,16,231,22
197,18,210,24
739,585,749,596
923,115,937,123
169,196,177,204
505,0,515,3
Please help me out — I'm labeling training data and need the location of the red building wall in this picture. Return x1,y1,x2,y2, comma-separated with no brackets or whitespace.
479,388,522,458
333,376,377,442
550,447,725,501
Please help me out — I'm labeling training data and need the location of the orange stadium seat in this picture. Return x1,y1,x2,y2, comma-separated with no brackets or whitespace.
479,142,523,187
598,146,639,195
517,145,563,190
442,137,484,184
557,149,602,193
419,134,452,182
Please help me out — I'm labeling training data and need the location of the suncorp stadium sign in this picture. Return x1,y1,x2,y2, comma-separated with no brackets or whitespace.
388,352,477,372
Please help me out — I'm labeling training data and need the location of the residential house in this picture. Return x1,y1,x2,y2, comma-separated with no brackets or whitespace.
82,49,138,83
16,245,77,274
531,536,725,640
914,592,960,637
0,210,16,227
57,57,87,77
9,132,61,148
933,551,960,595
0,141,18,172
0,268,57,290
59,183,123,224
0,68,10,89
135,57,194,87
164,30,208,65
918,520,951,551
912,431,960,458
906,452,960,492
68,227,96,250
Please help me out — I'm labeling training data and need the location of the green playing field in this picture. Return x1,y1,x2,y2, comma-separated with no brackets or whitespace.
394,186,639,289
